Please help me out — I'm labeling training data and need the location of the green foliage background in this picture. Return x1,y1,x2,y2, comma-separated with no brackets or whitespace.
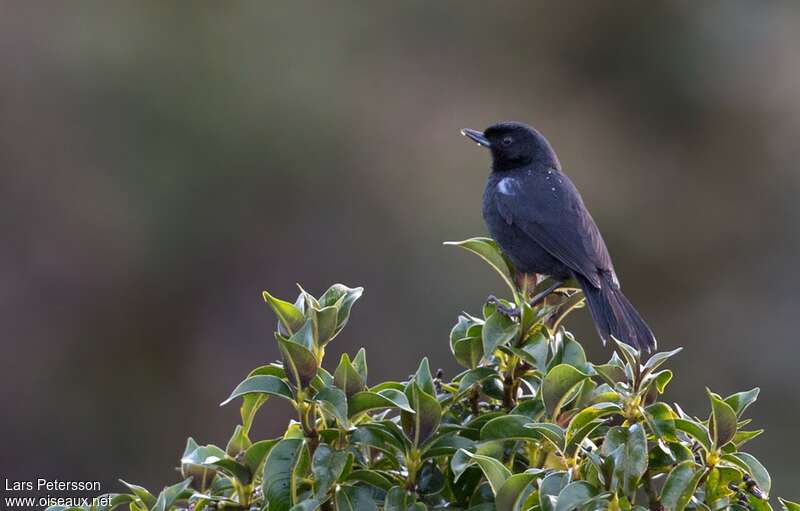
49,239,797,511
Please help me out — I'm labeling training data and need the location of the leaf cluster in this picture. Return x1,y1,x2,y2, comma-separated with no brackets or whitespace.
47,239,796,511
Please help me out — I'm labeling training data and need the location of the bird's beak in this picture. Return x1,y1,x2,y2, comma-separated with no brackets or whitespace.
461,128,490,147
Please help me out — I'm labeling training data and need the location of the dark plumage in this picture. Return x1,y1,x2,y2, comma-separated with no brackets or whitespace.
462,122,656,351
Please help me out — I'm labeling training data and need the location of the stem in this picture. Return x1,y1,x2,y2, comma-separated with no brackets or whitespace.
643,470,663,511
296,389,320,458
469,384,480,416
502,356,521,410
405,449,421,491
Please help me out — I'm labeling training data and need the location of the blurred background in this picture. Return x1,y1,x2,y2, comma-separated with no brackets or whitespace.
2,0,800,499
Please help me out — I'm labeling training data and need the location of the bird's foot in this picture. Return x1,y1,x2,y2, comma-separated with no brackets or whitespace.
486,295,520,318
528,279,564,307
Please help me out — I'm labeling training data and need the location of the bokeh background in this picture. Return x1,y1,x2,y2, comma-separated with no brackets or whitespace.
2,0,800,500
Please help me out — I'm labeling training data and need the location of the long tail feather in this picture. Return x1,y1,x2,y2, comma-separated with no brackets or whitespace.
575,273,656,352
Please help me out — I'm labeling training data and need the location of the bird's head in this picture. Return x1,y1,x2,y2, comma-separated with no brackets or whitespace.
461,122,560,172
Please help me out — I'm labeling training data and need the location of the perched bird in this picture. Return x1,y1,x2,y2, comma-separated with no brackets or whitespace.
461,122,656,351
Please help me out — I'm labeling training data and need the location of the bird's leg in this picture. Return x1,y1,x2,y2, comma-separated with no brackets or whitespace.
529,279,564,307
486,295,520,318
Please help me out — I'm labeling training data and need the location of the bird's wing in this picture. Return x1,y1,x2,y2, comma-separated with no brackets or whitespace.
494,170,616,288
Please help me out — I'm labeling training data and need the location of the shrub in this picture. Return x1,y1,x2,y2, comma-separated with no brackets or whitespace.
50,237,796,511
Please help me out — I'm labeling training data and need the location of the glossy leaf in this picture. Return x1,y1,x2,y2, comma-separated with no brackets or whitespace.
314,387,349,427
384,486,413,511
660,460,703,511
725,388,760,418
555,481,598,511
334,353,365,398
725,452,771,496
348,389,414,416
675,418,712,452
779,499,800,511
444,237,517,295
262,439,305,511
495,473,538,511
481,414,541,442
220,375,294,406
401,382,441,446
708,389,738,448
335,485,378,511
482,310,521,357
150,478,192,511
415,357,436,396
277,335,318,388
244,439,278,474
263,291,306,335
458,449,512,496
311,443,348,499
542,364,589,417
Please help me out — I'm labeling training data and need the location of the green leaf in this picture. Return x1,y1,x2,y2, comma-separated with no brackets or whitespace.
277,334,318,389
311,443,348,499
244,439,278,475
263,291,306,335
415,357,436,396
263,439,305,511
541,364,589,418
334,353,365,398
348,389,414,416
675,418,713,452
458,449,512,496
456,367,498,394
482,311,521,357
480,414,542,443
318,284,363,335
444,237,517,295
564,403,622,455
335,485,377,511
555,481,598,511
642,347,682,373
353,348,368,383
602,424,647,496
220,375,294,406
779,499,800,511
732,429,764,448
593,363,627,386
226,424,251,457
724,452,771,496
151,478,192,511
180,443,226,465
289,501,321,511
287,318,316,351
401,382,441,446
495,473,538,511
314,387,349,427
725,388,760,418
384,486,413,511
643,402,677,441
539,472,568,511
118,480,156,510
452,335,484,369
422,434,475,459
345,470,394,491
525,423,566,452
660,460,703,511
708,389,738,448
179,438,216,491
613,339,641,371
312,305,339,346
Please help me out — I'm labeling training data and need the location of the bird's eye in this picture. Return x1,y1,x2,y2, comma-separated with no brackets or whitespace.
502,136,513,146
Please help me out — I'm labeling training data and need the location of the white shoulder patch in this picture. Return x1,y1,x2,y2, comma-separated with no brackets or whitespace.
497,177,518,196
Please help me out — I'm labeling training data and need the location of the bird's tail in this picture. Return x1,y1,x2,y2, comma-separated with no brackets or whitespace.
575,273,656,352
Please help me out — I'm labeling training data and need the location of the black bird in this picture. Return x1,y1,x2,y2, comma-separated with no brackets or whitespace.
461,122,656,351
